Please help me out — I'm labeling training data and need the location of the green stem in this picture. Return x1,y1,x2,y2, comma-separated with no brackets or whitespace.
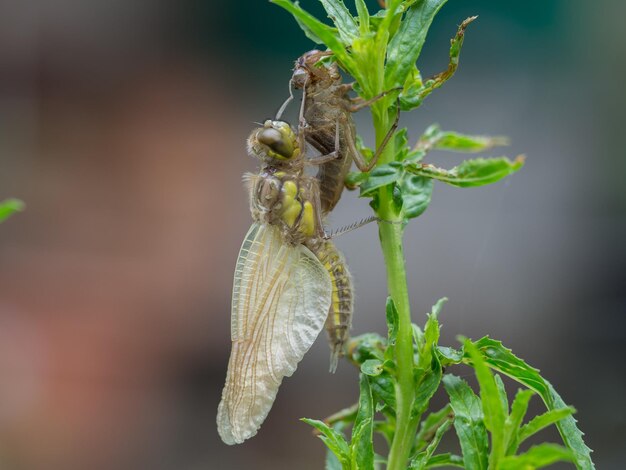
380,220,416,470
372,108,417,470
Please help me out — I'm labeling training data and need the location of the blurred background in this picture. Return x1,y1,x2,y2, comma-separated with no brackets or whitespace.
0,0,624,468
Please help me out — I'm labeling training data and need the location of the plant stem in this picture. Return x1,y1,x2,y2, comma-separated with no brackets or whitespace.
373,107,417,470
380,220,416,470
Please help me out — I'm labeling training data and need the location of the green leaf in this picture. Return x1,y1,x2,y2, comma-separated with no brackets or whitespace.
346,334,396,416
518,407,576,447
414,404,453,453
412,359,442,419
302,418,351,468
359,162,403,197
370,372,396,417
384,296,399,359
405,156,525,188
326,422,349,470
398,175,433,220
504,388,535,455
345,170,369,190
409,420,452,469
464,340,507,467
326,447,343,470
354,0,370,34
468,337,595,470
351,374,375,470
271,0,355,72
499,444,576,470
436,346,463,365
370,371,396,416
0,198,25,223
416,124,509,153
417,299,445,370
319,0,359,45
424,453,464,468
385,0,448,89
400,16,476,110
495,374,509,415
348,333,386,363
442,374,488,470
361,359,384,376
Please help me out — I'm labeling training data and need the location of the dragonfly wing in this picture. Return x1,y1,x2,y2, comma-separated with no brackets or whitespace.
217,223,331,445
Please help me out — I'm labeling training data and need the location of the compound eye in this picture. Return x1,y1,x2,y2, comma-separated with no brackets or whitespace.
258,128,293,159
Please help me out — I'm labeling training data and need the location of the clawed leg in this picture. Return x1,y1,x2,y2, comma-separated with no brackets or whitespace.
350,99,401,172
346,86,403,113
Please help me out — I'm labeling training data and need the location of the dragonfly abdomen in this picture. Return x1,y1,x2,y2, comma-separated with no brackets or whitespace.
309,239,354,372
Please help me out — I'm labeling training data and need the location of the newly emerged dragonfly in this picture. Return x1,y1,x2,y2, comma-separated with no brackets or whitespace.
217,120,352,445
273,50,398,369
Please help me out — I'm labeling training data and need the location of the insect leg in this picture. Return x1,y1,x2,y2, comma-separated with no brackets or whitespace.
350,99,401,172
346,87,403,113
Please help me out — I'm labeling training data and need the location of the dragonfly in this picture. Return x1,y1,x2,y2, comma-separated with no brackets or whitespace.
273,50,399,371
217,120,353,445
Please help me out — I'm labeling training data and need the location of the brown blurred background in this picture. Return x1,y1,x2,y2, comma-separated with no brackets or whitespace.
0,1,624,469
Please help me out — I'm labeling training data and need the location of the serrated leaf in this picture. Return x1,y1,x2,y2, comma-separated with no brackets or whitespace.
361,359,384,376
499,444,576,470
319,0,359,45
409,420,452,469
504,388,535,455
468,337,595,470
271,0,356,73
442,374,488,470
400,16,475,111
359,162,403,197
424,453,464,468
302,418,351,468
405,156,525,188
385,0,448,89
398,175,433,219
414,404,453,453
416,124,509,153
464,340,507,467
351,374,375,470
518,407,576,447
0,198,25,223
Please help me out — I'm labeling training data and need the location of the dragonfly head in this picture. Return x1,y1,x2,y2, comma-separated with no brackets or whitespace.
248,120,300,163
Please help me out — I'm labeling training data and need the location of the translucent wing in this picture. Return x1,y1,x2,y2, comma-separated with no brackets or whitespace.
217,223,332,445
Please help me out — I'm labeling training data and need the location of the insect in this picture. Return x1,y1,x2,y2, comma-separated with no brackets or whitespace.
217,120,352,445
287,49,400,213
275,50,398,370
